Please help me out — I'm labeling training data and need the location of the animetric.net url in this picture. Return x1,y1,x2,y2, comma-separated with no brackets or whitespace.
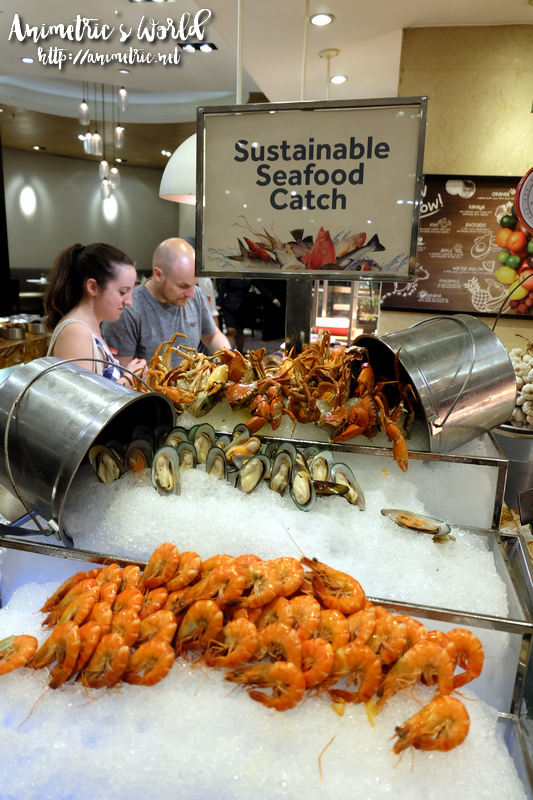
37,46,181,69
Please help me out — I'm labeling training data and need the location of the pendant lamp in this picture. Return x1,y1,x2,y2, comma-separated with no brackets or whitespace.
159,133,197,204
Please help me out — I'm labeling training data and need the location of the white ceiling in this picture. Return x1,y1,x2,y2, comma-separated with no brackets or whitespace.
0,0,531,123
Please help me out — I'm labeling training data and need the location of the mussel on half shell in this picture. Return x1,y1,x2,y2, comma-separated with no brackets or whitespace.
236,454,271,494
269,451,292,496
191,423,216,464
125,439,153,473
290,463,316,512
206,446,228,480
330,463,365,510
151,446,181,496
176,441,197,470
312,481,350,497
88,445,124,483
309,450,333,482
165,427,189,448
225,435,261,466
381,509,451,536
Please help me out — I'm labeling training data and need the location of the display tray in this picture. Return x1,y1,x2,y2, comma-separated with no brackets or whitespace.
498,423,533,439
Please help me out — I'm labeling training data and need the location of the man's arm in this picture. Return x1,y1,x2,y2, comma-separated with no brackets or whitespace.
201,327,231,353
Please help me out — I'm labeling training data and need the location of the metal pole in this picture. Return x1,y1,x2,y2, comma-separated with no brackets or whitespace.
300,0,309,102
236,0,243,105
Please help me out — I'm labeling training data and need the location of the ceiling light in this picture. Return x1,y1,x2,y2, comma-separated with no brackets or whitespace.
182,44,195,53
159,133,196,204
32,145,43,150
310,13,334,26
78,134,86,141
200,44,213,52
115,158,122,163
119,69,130,74
99,160,110,180
101,179,111,200
78,101,90,126
21,57,34,64
109,166,121,189
330,75,347,84
118,86,128,112
114,125,124,149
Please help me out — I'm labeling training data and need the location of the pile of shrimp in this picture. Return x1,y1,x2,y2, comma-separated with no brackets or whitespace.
0,542,483,757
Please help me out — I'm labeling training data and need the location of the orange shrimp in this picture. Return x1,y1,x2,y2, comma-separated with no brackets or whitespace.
234,561,282,609
139,587,168,620
113,587,143,616
100,581,119,607
200,553,234,578
111,609,141,647
232,554,261,570
231,607,261,624
0,634,38,676
40,571,88,614
140,542,180,591
204,618,258,668
269,557,304,597
176,599,224,657
300,557,365,615
123,639,174,686
301,638,334,687
426,630,457,669
74,621,102,672
92,563,123,588
395,615,428,652
289,595,321,642
366,614,407,665
324,642,382,703
43,578,99,627
80,632,130,689
376,641,454,709
138,610,177,644
314,609,350,651
163,589,189,617
255,597,294,631
393,695,470,754
347,606,376,645
119,565,141,592
87,602,113,636
166,551,201,591
28,622,81,687
446,628,484,689
56,586,100,628
255,623,302,669
225,661,306,711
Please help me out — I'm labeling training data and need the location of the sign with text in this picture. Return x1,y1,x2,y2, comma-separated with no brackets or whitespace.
197,98,427,281
380,174,523,317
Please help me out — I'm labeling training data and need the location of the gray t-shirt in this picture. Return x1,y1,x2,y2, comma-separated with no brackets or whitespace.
102,283,216,367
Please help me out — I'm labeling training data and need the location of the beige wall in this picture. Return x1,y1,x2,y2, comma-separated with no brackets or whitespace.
378,25,533,344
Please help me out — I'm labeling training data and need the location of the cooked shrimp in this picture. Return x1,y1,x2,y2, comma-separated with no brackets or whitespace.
225,661,306,712
56,586,100,628
231,607,262,624
138,610,177,644
314,609,350,651
166,551,201,591
324,643,382,703
140,543,180,591
139,587,168,620
100,581,119,607
446,628,484,688
80,632,130,689
176,599,224,657
111,608,141,647
40,571,88,614
301,638,334,687
200,553,234,578
119,565,141,591
367,614,407,665
28,622,81,689
92,563,122,588
289,595,321,642
43,578,99,627
163,589,189,617
269,557,304,597
347,606,376,645
394,615,428,653
255,597,294,631
113,587,143,616
123,639,175,686
300,557,365,615
74,621,102,672
393,695,470,754
426,630,457,669
235,561,282,608
204,618,258,668
87,602,113,636
255,622,302,669
0,634,38,676
232,554,261,570
376,641,454,709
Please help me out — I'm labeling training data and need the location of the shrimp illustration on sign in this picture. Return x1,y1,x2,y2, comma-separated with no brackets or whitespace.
463,277,509,313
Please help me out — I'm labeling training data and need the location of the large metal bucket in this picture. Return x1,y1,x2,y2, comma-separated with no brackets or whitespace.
354,314,516,454
0,357,175,546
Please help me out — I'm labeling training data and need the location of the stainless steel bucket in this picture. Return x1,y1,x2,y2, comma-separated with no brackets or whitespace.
0,357,175,546
354,314,516,454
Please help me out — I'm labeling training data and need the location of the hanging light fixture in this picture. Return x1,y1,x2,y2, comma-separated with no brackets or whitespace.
318,48,339,101
83,132,93,154
100,179,111,199
109,90,121,189
114,86,124,149
99,84,109,179
118,86,128,112
91,83,103,157
78,81,90,126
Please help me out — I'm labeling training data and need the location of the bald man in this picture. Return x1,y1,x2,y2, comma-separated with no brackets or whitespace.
103,237,230,368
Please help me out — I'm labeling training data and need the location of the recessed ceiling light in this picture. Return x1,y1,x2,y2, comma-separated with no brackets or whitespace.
32,145,44,150
330,75,347,84
21,57,34,64
116,158,122,163
182,44,195,53
199,43,213,52
119,69,130,74
310,13,334,26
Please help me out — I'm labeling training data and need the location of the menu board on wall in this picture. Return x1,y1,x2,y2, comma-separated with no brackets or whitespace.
196,98,427,282
380,174,520,316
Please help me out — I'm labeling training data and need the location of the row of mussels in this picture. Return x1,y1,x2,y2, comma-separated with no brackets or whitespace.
88,422,366,514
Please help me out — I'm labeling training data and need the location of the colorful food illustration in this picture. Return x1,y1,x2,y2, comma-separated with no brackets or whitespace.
491,201,533,316
225,218,386,272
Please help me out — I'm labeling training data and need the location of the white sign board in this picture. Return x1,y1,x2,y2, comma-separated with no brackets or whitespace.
197,98,427,281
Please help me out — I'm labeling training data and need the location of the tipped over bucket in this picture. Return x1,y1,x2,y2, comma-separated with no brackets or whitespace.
354,314,516,454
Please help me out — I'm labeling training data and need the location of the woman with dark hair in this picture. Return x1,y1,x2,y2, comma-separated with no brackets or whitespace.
44,242,146,386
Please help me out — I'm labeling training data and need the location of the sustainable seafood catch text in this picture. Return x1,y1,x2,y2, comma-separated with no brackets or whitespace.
234,137,390,211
